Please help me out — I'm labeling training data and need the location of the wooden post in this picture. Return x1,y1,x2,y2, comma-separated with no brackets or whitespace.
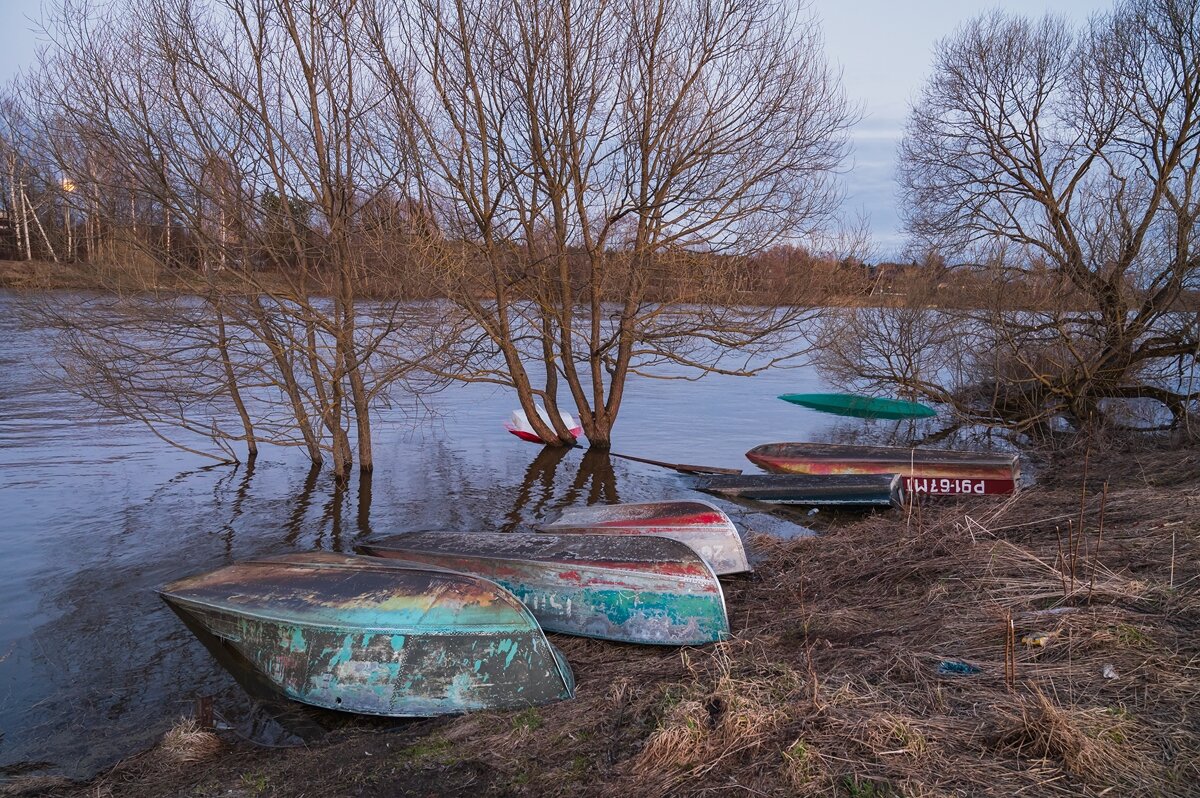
195,695,214,730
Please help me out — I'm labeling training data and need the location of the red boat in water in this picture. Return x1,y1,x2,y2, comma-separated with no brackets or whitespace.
505,405,583,443
747,443,1020,495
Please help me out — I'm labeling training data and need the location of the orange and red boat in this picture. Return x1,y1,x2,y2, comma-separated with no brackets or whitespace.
746,442,1019,496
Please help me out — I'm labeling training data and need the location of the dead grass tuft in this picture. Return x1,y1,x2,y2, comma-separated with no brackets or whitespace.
154,717,222,766
636,699,710,772
634,643,801,792
992,690,1165,786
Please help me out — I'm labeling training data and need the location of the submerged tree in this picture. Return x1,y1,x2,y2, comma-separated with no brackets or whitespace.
25,0,449,475
369,0,854,447
823,0,1200,433
14,0,853,465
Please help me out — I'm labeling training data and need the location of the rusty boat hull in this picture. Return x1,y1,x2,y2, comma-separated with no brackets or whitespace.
160,552,575,717
359,532,729,646
695,473,905,508
746,443,1019,482
538,500,750,576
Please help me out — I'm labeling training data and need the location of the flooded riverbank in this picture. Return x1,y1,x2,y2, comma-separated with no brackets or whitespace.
2,289,932,779
15,442,1200,798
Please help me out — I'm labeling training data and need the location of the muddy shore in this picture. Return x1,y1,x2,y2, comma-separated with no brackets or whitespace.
4,440,1196,798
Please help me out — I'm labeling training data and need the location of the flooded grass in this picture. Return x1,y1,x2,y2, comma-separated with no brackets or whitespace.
9,441,1196,797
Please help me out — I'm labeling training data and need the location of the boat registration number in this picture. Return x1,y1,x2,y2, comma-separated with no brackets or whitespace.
904,477,1016,495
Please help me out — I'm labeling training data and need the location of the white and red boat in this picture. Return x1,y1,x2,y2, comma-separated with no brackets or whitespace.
504,405,583,444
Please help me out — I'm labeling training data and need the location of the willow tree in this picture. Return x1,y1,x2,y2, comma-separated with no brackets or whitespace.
368,0,853,447
826,0,1200,432
28,0,446,475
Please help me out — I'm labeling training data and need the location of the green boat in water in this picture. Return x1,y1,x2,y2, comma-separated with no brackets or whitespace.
778,392,936,420
160,552,575,717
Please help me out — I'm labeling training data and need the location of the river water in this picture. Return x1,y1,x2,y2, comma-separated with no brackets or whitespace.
0,290,969,779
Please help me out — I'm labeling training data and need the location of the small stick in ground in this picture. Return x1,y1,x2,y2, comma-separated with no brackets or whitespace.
1055,525,1069,598
1004,612,1016,690
1089,481,1108,603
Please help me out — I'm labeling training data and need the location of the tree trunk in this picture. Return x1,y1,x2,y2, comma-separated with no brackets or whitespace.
215,301,258,460
337,260,373,472
252,298,324,465
20,181,31,260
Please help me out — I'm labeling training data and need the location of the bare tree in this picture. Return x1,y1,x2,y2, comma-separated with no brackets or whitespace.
25,0,448,476
368,0,854,447
825,0,1200,434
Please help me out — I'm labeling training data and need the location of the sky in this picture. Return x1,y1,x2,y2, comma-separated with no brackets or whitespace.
0,0,1111,258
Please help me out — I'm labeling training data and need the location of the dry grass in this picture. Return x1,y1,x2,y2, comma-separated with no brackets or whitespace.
32,443,1200,798
156,717,223,765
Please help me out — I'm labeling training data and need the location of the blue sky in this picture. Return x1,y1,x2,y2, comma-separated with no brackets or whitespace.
1,0,1110,258
811,0,1108,258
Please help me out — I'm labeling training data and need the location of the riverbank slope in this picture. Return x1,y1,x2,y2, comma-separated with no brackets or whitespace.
7,442,1199,798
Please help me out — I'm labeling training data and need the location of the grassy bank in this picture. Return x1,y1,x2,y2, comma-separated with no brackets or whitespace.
0,259,311,296
7,442,1199,798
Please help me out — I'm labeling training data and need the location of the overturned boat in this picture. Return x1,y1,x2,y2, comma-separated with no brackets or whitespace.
160,552,575,717
359,532,729,646
746,442,1018,494
539,499,750,575
695,473,904,508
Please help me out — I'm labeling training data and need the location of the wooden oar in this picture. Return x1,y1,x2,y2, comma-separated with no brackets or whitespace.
602,450,742,476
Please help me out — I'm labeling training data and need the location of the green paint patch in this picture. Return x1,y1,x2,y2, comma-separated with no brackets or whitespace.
324,634,357,668
288,627,308,653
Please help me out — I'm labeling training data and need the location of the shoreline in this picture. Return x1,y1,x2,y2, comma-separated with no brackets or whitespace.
7,441,1197,797
7,258,1199,313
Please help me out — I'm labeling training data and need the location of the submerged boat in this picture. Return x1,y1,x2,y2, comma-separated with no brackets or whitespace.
695,473,904,508
160,552,575,717
539,500,750,576
505,404,583,443
778,393,937,420
746,442,1019,493
359,532,729,646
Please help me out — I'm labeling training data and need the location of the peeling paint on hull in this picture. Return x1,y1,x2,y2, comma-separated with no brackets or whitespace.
160,553,574,717
746,443,1020,481
539,500,750,575
360,533,730,646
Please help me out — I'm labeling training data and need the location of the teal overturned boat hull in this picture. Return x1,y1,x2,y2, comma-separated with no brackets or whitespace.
778,393,936,419
360,532,729,646
160,552,574,717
